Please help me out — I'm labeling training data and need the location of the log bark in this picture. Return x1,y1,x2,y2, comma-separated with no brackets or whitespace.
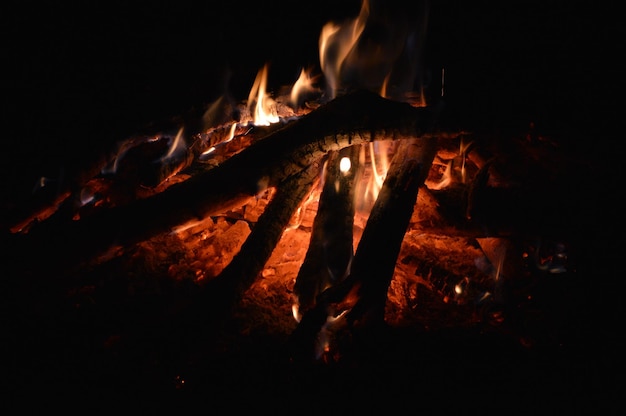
203,158,323,313
345,137,437,327
293,146,361,314
288,136,437,359
10,90,437,274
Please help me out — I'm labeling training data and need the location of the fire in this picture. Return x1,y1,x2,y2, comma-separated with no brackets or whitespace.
290,67,321,109
425,137,474,190
161,127,186,162
246,63,279,126
8,0,577,370
319,0,369,98
318,0,428,102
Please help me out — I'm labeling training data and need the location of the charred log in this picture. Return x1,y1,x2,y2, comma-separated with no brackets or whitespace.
9,90,436,274
203,158,323,314
346,137,437,327
289,136,437,360
293,146,361,314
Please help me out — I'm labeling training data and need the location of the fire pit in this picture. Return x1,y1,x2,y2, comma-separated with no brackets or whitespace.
2,0,612,412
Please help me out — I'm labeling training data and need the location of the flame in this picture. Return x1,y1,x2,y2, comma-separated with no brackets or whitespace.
355,141,391,213
292,303,301,323
426,138,474,190
161,127,186,162
318,0,428,102
246,63,279,126
290,67,320,109
315,310,349,361
319,0,368,98
380,72,391,98
287,184,319,231
458,137,473,184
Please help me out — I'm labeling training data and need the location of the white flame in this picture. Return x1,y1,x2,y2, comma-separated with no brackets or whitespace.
339,157,351,173
247,64,279,126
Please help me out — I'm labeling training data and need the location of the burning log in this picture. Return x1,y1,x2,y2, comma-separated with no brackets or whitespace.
346,137,437,326
8,89,437,276
293,146,361,314
289,136,437,360
203,159,323,314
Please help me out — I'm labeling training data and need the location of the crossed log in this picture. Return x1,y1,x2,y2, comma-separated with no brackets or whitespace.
5,87,587,362
7,89,441,360
9,90,438,273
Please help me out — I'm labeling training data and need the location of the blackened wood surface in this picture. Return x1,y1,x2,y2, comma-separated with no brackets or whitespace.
293,146,360,313
288,136,437,359
346,137,437,327
205,159,322,314
9,90,436,274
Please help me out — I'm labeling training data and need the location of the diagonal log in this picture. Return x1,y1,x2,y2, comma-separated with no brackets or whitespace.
293,146,361,315
203,158,323,314
288,136,437,359
344,137,437,327
9,90,437,274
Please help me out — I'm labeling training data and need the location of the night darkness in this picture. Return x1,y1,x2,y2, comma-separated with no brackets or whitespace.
1,1,619,412
1,1,615,205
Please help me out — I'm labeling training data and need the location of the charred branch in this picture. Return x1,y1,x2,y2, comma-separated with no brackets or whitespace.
9,90,436,274
289,136,437,360
203,158,323,314
293,146,361,314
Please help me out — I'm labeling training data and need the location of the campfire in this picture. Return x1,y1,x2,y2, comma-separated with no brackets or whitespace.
4,0,600,409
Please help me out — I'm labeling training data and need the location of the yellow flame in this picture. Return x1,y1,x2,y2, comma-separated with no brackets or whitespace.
290,68,319,109
353,141,391,214
226,122,237,142
459,138,473,184
495,249,505,281
292,303,301,323
201,146,216,157
365,141,389,202
247,64,279,126
318,0,369,98
380,72,391,98
163,127,185,160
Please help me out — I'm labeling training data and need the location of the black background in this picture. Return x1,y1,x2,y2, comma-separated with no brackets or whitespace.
1,1,620,411
1,0,616,205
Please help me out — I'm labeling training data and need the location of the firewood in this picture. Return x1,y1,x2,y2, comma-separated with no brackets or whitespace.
344,136,438,325
293,146,361,315
288,136,437,358
10,90,436,273
203,158,323,313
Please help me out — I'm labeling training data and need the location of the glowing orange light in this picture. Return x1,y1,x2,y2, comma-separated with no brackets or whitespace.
318,0,368,98
247,63,279,126
290,68,320,109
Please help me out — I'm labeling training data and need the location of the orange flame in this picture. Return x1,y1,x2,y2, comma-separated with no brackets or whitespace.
319,0,429,102
289,67,320,109
247,63,279,126
319,0,369,99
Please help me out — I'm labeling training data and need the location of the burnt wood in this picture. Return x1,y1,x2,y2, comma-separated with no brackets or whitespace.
345,137,437,327
204,159,323,314
289,136,437,360
9,90,437,274
293,146,361,313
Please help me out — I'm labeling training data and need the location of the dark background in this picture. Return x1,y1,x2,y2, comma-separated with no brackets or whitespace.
1,1,616,208
1,0,619,411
